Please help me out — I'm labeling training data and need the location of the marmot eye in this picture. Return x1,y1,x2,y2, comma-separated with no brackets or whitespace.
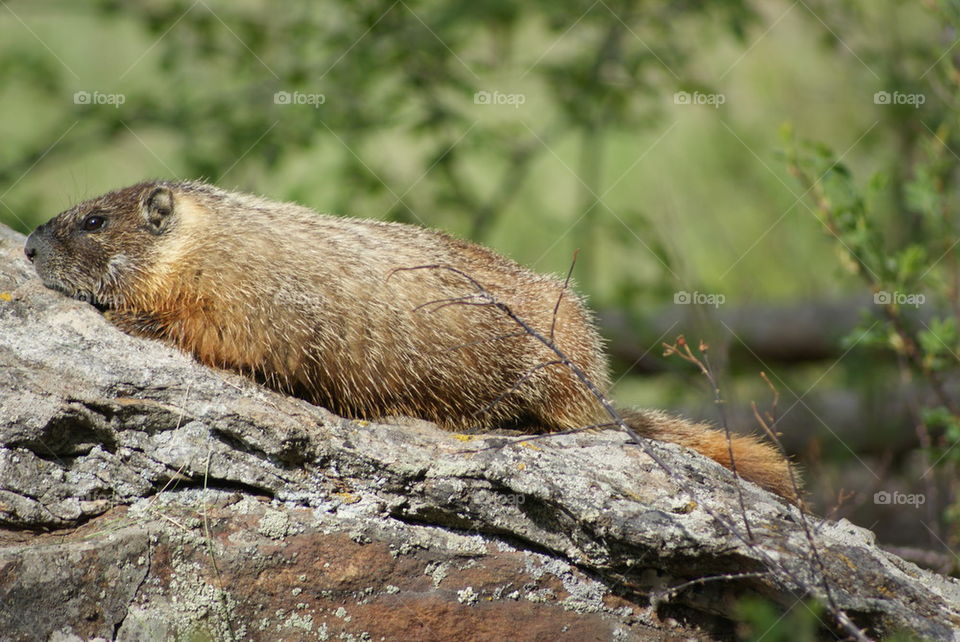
81,214,106,231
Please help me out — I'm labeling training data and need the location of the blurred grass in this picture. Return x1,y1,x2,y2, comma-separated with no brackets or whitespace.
0,2,926,306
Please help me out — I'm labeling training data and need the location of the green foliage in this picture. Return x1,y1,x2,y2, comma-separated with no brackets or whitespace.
0,0,770,303
919,317,959,371
733,596,823,642
785,0,960,545
733,595,924,641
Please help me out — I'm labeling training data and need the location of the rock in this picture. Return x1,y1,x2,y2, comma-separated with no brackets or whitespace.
1,222,958,641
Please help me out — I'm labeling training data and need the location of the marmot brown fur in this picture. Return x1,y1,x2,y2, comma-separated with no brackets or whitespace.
24,181,797,500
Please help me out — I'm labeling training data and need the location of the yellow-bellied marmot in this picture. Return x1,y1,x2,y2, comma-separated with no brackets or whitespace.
24,181,796,499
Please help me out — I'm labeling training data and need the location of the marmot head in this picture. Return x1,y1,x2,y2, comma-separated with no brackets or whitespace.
24,181,178,309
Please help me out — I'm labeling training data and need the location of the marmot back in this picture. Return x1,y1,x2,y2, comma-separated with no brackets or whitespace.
24,181,797,500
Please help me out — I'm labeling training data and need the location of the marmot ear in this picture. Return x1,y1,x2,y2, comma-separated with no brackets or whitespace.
144,186,175,233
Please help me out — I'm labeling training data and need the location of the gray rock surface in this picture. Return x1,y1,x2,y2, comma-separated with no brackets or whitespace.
1,222,958,641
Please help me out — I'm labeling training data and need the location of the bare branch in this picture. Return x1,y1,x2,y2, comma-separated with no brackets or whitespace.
550,249,579,343
751,397,849,638
456,423,620,454
664,336,754,540
652,572,769,606
412,294,490,313
468,360,567,421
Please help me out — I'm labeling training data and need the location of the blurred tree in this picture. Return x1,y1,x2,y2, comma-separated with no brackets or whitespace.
787,0,960,560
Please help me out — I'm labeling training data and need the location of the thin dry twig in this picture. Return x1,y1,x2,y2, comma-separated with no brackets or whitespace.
456,423,620,454
759,371,780,427
751,400,843,620
412,294,487,313
468,359,566,421
652,571,769,605
663,336,754,540
750,373,875,640
550,249,579,343
824,489,856,525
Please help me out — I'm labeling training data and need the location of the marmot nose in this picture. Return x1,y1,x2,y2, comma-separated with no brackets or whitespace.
24,230,40,262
